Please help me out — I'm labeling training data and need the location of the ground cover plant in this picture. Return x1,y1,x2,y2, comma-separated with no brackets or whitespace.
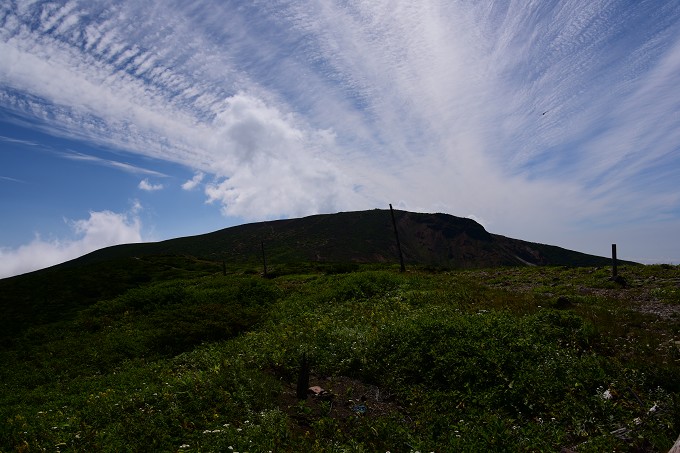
1,263,679,451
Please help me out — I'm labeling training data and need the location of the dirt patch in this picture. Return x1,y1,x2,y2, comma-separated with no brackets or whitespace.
275,373,406,435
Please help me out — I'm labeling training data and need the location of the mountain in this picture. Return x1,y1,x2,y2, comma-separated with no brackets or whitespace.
64,208,619,269
0,208,629,339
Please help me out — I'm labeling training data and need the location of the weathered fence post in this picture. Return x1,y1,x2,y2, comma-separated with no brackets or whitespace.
390,204,406,273
611,243,618,279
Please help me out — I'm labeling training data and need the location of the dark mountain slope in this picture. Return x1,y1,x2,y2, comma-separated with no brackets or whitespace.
64,208,616,268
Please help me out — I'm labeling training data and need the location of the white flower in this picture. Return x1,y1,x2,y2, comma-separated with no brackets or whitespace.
602,389,613,400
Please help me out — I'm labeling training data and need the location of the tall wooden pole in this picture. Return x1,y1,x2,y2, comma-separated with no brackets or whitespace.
612,243,618,279
390,204,406,272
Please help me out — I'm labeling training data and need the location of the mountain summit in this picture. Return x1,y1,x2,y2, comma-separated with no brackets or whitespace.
66,209,616,269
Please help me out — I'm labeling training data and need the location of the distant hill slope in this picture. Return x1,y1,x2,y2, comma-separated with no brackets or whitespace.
64,208,618,268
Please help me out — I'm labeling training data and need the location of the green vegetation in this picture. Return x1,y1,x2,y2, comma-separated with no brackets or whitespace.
1,261,679,452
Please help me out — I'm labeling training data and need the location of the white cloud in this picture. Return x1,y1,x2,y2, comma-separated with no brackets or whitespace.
0,209,142,279
138,178,164,191
181,171,204,191
201,93,367,219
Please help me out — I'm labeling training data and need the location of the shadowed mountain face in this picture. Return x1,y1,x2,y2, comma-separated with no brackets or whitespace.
63,209,616,269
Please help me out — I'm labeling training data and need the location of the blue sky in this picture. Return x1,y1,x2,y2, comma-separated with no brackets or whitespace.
1,0,680,277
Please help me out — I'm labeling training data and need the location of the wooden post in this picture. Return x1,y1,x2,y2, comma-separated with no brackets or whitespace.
261,241,268,276
296,352,309,400
390,204,406,272
612,244,618,279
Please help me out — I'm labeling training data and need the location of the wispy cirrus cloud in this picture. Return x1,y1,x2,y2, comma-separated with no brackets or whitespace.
60,151,167,177
0,1,369,219
1,0,679,258
0,135,39,146
0,175,25,183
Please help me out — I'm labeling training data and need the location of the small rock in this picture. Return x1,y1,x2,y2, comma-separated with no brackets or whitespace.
308,386,325,396
352,404,367,415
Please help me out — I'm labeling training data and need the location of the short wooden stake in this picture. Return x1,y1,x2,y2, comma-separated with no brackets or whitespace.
612,244,618,279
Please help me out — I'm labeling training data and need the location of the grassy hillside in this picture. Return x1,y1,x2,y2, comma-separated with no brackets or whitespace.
2,262,679,451
0,255,223,340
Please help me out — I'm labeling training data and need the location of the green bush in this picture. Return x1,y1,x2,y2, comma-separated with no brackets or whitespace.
367,308,606,416
329,271,403,300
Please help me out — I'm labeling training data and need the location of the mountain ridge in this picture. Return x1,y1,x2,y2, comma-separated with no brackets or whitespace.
59,208,622,269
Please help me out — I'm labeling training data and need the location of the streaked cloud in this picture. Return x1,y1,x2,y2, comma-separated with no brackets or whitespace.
0,175,25,183
0,135,39,146
60,151,167,177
